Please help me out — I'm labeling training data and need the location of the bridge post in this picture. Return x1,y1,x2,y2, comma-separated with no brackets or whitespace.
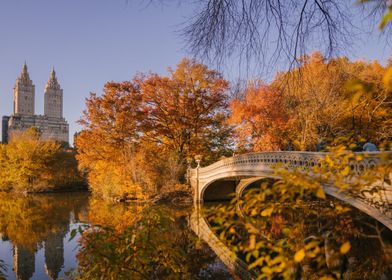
195,155,202,203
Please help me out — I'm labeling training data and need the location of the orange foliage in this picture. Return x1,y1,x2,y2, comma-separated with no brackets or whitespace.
230,53,392,152
76,59,232,200
141,58,231,161
229,83,290,151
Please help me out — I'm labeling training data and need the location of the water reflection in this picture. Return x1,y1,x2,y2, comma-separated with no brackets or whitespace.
204,199,392,279
44,230,66,280
0,193,89,280
0,193,232,280
74,203,232,279
12,245,35,280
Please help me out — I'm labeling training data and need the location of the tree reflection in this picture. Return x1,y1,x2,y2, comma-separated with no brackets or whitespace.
0,193,88,249
0,193,89,280
73,204,232,280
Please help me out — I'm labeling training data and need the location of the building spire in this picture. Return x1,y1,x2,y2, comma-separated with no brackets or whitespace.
18,61,31,83
45,67,60,90
51,66,56,79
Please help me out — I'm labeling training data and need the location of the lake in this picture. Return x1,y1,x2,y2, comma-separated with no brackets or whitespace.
0,192,392,279
0,192,231,280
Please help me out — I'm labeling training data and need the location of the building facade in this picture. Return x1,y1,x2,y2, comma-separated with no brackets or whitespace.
2,63,69,144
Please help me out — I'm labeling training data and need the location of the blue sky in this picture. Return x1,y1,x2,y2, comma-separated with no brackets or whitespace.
0,0,390,145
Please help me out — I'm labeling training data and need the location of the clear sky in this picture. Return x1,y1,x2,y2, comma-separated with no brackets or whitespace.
0,0,390,145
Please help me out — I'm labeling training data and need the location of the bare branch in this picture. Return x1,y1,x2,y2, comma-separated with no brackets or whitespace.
180,0,389,73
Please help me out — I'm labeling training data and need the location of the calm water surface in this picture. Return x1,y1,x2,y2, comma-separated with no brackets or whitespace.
0,193,231,280
1,192,392,279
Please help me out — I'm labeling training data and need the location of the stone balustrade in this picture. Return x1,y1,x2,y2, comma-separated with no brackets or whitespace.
192,151,382,179
189,151,392,229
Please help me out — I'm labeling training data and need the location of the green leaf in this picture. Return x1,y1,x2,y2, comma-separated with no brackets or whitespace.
69,229,77,241
380,7,392,29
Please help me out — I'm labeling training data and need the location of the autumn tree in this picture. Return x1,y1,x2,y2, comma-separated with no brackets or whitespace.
228,53,391,152
343,61,392,143
141,58,232,163
76,81,147,200
76,59,232,200
272,53,391,150
275,53,353,150
229,82,289,151
0,128,83,192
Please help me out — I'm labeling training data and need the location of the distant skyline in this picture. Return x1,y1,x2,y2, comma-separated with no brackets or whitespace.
0,0,390,144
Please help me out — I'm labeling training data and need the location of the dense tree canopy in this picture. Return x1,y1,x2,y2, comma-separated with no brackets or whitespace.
76,81,146,200
141,59,232,161
229,82,289,151
76,58,232,200
230,53,392,151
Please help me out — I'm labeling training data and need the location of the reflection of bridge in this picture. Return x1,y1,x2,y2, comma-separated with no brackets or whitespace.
189,152,392,230
189,210,257,280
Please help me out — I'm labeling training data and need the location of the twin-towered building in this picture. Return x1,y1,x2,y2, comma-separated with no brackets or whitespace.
2,63,69,144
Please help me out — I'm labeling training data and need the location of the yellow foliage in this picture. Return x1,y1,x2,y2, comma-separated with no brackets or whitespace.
340,241,351,254
0,128,84,192
208,145,392,279
261,207,274,217
294,249,305,262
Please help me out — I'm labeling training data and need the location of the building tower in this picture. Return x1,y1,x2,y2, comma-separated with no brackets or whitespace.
44,231,65,280
13,62,35,116
13,245,35,280
44,68,63,119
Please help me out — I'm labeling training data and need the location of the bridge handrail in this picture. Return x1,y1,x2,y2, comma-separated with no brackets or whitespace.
190,151,384,179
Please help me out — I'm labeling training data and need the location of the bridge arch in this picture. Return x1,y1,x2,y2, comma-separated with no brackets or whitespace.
190,151,392,230
236,177,278,199
198,173,276,202
201,179,238,202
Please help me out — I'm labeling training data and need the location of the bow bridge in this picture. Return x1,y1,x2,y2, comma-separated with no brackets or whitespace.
189,151,392,230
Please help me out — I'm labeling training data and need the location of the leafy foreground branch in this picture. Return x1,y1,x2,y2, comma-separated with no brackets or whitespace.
207,147,392,279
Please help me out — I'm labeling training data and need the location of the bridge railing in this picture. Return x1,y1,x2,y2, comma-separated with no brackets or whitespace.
189,151,392,222
190,151,383,180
